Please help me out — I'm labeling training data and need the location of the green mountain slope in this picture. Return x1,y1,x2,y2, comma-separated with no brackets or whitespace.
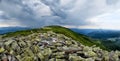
2,26,106,50
1,26,120,61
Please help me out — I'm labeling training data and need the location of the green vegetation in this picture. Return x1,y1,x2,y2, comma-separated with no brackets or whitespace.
2,25,107,50
102,41,120,51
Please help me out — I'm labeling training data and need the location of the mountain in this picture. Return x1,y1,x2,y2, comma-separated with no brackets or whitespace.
71,28,120,50
0,27,30,34
70,28,98,35
87,30,120,39
1,26,106,49
1,27,120,50
0,26,120,61
71,28,120,40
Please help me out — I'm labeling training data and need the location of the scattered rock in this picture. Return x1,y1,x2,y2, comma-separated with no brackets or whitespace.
0,31,120,61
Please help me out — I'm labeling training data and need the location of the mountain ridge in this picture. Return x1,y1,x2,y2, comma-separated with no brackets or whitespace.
0,26,120,61
1,26,106,50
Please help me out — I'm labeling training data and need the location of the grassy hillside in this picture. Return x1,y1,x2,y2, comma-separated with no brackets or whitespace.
1,26,107,50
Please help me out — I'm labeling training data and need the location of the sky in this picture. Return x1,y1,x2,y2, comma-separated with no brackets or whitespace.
0,0,120,30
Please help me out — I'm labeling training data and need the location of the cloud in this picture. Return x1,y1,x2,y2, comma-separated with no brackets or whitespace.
88,10,120,30
106,0,119,5
0,0,120,28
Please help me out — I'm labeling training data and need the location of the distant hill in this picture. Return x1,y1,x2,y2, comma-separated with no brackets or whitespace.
71,28,120,50
70,28,96,35
0,27,30,34
2,27,120,40
71,28,120,39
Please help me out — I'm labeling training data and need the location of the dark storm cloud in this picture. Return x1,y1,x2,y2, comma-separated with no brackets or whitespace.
0,0,120,27
41,0,67,18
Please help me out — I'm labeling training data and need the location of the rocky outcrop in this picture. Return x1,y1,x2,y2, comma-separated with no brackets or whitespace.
0,31,120,61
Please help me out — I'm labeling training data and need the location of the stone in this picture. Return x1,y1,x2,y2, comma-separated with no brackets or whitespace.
0,47,5,53
4,39,14,46
85,51,97,57
37,52,44,61
69,54,83,61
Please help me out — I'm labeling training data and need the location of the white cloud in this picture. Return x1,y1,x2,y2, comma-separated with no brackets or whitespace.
0,19,23,27
0,0,120,29
88,9,120,30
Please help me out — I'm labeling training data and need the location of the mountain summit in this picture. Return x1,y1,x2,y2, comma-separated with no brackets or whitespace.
0,26,120,61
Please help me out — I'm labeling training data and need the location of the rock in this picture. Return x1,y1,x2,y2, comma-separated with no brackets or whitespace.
30,45,40,53
69,54,83,61
37,52,44,61
85,51,97,57
83,46,92,52
0,54,18,61
43,48,52,56
52,52,65,59
65,40,72,46
49,58,55,61
0,31,120,61
21,56,34,61
77,51,89,58
4,39,14,46
18,41,26,48
55,59,66,61
0,47,5,53
55,54,65,59
16,55,21,61
54,42,63,47
85,58,94,61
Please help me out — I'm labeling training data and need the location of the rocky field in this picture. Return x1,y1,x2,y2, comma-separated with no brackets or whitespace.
0,31,120,61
